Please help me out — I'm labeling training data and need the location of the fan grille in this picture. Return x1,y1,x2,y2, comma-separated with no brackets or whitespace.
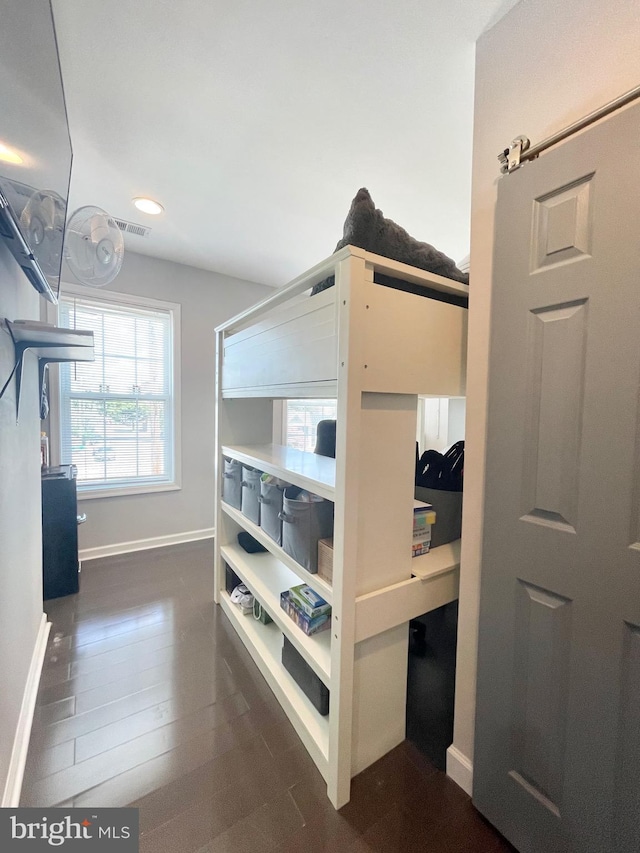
64,205,125,288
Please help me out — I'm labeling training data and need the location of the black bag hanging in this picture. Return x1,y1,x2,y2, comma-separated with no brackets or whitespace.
442,440,464,491
415,448,444,488
416,440,464,492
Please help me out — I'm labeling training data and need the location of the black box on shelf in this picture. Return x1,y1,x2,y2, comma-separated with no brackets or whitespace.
281,635,330,716
414,486,462,548
225,562,242,595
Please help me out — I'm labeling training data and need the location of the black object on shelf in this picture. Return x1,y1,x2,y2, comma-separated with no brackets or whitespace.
225,562,243,595
42,464,80,600
282,635,330,716
314,419,336,458
415,440,464,492
237,531,267,553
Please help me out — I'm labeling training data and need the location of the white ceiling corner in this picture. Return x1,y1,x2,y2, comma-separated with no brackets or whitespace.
51,0,519,287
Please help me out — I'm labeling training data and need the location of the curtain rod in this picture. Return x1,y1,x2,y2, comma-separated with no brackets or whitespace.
498,83,640,174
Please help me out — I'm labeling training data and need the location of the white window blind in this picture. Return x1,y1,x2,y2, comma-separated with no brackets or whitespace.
285,399,337,452
58,293,177,494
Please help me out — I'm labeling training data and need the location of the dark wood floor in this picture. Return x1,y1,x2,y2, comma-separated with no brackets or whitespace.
22,540,516,852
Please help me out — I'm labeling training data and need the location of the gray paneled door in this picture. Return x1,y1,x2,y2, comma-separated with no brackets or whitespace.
474,101,640,853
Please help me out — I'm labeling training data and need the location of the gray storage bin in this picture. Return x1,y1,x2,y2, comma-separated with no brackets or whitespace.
259,480,284,545
241,466,261,525
280,487,334,574
414,486,463,548
222,458,242,509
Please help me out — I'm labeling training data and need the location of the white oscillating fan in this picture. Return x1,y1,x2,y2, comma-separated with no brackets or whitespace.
20,189,66,286
64,205,124,287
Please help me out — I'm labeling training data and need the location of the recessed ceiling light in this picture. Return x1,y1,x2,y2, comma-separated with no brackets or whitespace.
133,197,164,215
0,142,23,164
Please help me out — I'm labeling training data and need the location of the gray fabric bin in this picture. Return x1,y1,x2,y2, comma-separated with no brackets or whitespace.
280,487,334,574
241,466,261,525
414,486,463,548
259,481,285,545
222,458,242,509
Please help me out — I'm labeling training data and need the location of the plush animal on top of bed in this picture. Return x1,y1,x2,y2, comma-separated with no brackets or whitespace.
311,187,469,296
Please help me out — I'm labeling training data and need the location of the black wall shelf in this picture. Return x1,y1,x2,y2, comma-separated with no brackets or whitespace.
4,319,94,421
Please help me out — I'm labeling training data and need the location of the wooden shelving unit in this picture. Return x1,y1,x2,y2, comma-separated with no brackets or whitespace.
214,245,467,808
220,500,333,602
220,538,332,682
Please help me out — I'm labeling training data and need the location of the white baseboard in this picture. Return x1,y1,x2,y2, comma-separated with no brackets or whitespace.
446,745,473,796
79,527,215,562
2,614,51,807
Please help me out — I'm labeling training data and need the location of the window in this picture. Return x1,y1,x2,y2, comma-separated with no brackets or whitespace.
285,399,337,452
416,397,466,454
58,289,180,497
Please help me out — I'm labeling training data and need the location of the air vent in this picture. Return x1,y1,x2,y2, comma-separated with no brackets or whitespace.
113,218,151,238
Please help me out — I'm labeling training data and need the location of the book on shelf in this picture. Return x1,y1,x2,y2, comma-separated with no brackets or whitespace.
413,499,436,557
280,590,331,636
288,584,331,619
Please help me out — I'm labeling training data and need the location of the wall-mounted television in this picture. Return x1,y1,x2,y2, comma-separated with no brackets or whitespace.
0,0,72,304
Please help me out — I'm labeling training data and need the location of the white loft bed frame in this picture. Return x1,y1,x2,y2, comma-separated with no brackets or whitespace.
214,245,468,808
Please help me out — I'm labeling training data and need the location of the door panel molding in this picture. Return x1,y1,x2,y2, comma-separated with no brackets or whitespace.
511,580,572,814
521,299,588,531
531,173,595,273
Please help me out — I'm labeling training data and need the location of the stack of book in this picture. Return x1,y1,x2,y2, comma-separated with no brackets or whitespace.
280,583,331,636
413,500,436,557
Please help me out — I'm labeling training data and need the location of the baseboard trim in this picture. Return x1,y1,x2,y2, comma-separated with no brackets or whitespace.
79,528,215,562
446,745,473,796
2,613,51,807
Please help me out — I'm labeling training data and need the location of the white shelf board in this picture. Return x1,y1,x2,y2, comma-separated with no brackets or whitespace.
411,538,461,580
219,591,329,778
221,542,331,685
354,568,459,644
220,501,333,604
221,444,335,501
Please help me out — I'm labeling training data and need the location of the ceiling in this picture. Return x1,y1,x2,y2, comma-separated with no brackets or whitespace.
51,0,518,287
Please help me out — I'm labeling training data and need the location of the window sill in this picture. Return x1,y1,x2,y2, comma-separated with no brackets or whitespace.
78,483,181,501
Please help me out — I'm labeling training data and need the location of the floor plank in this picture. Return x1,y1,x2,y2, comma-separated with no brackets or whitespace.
22,540,516,852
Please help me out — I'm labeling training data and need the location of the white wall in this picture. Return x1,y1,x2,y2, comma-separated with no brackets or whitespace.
452,0,640,791
0,244,45,801
61,251,270,554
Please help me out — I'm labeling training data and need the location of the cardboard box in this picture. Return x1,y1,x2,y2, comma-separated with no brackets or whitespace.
317,538,334,583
